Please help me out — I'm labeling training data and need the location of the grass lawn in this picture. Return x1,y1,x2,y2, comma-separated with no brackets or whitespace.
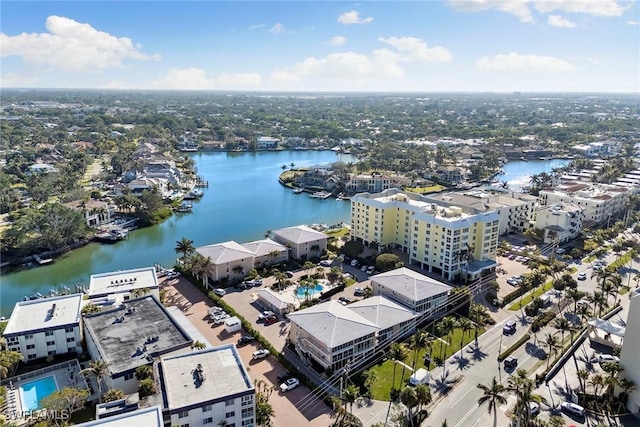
508,280,553,311
369,325,483,400
584,255,597,264
619,286,630,295
608,251,634,271
404,185,445,194
325,228,349,239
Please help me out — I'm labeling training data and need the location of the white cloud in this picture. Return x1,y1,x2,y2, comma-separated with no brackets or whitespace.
627,20,640,25
476,52,573,71
378,36,453,62
0,72,39,87
268,23,285,34
329,36,347,46
548,14,576,27
534,0,630,16
0,15,159,72
249,24,266,30
448,0,534,23
337,10,374,25
145,68,261,90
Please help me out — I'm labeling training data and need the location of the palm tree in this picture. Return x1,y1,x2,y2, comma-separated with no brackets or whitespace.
477,377,507,427
191,340,206,350
385,342,409,425
577,369,590,394
458,318,473,358
414,383,431,415
81,360,109,402
588,290,608,317
410,330,429,371
618,377,636,403
468,303,487,344
553,317,571,343
303,261,315,278
264,230,272,239
343,384,359,414
400,386,418,426
542,333,561,369
175,237,195,263
362,369,378,399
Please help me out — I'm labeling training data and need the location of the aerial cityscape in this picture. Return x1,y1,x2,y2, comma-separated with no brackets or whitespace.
1,2,640,427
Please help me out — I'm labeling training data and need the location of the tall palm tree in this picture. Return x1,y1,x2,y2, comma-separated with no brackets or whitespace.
410,330,429,371
588,290,608,317
477,377,507,427
553,317,572,343
343,384,359,415
175,237,195,263
400,386,418,426
81,360,109,402
577,369,590,395
542,333,561,369
385,342,409,425
414,383,431,416
458,318,473,358
468,303,487,344
362,369,378,399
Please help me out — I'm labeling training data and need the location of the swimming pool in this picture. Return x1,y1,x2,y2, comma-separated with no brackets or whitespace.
295,283,324,298
20,375,58,411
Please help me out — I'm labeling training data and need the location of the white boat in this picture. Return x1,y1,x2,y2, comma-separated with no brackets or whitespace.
309,191,331,199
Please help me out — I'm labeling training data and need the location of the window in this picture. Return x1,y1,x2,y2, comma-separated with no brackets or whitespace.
45,331,54,336
178,411,189,419
203,418,213,424
28,354,37,360
203,404,212,412
241,420,254,426
226,399,235,407
180,424,189,427
46,341,55,346
241,395,253,404
48,350,56,356
124,373,134,381
65,327,74,333
26,344,35,350
25,334,34,340
66,337,75,343
225,411,235,418
241,407,254,418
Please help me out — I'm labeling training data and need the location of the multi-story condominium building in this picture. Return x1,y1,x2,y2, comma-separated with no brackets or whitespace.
159,345,255,427
370,268,452,318
429,190,537,235
241,238,289,269
83,295,192,394
351,189,499,282
77,406,164,426
3,294,83,362
88,267,160,302
271,225,328,260
533,202,585,243
288,301,377,371
347,296,417,344
539,183,630,226
346,173,391,194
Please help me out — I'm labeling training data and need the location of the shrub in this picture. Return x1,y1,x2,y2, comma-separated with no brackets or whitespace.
498,333,531,361
530,311,556,332
135,364,153,381
102,389,125,403
138,379,156,397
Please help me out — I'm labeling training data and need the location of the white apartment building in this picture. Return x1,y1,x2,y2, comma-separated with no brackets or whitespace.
534,202,585,243
271,225,328,260
88,267,160,302
351,189,499,282
370,268,452,317
346,173,391,194
83,295,192,394
3,294,83,362
539,183,630,226
159,345,255,427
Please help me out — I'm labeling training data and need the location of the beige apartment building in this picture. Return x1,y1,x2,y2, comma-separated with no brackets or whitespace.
350,189,499,282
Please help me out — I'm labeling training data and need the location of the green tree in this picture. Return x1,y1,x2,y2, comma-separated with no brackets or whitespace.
40,387,89,422
400,386,418,425
102,388,125,403
81,360,109,402
175,237,195,263
138,378,156,397
343,384,359,414
342,240,364,258
376,253,402,272
135,364,153,381
477,377,507,427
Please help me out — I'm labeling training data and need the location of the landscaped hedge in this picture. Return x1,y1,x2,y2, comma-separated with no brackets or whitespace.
498,333,531,361
530,311,556,332
502,286,530,305
319,283,346,300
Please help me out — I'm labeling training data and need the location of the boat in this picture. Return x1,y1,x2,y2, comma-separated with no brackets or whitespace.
177,201,193,212
183,189,204,199
94,228,128,243
33,254,53,265
309,191,331,199
293,188,304,194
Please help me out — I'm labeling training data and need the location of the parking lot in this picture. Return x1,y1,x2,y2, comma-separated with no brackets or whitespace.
160,276,332,427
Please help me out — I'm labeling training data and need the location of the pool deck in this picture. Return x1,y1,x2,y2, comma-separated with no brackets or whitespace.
2,359,85,419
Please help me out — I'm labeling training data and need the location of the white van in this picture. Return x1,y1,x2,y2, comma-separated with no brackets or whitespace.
409,368,430,386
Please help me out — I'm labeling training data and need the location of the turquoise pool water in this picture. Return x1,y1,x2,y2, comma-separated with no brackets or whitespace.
295,283,324,298
20,375,58,411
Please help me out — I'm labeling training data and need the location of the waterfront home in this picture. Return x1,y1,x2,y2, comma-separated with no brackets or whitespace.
158,345,255,427
241,238,289,268
127,177,170,197
345,172,391,194
256,136,280,149
297,167,339,191
83,295,192,394
195,241,255,283
271,225,328,261
63,199,115,228
88,267,160,303
370,268,452,318
3,294,83,362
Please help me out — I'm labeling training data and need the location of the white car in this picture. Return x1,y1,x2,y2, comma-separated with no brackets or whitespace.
214,288,226,296
279,377,300,392
529,402,540,416
366,266,375,275
560,402,585,417
577,272,587,280
556,248,566,254
596,354,619,364
319,259,333,267
252,349,270,360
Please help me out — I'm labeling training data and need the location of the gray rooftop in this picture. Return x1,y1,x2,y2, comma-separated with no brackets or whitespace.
89,267,158,297
371,267,452,302
76,406,163,427
287,301,379,349
4,294,83,336
272,225,327,244
83,296,192,375
241,238,287,257
195,241,255,264
347,296,417,330
160,344,254,410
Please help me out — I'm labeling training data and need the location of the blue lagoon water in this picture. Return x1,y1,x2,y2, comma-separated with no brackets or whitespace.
500,159,570,191
0,151,352,317
20,376,58,411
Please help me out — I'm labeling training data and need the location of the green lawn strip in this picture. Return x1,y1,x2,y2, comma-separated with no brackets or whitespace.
508,280,553,311
608,251,633,271
619,286,630,295
584,255,597,264
404,185,445,194
369,325,483,400
325,228,349,239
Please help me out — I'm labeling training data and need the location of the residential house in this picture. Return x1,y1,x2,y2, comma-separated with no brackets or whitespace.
195,241,256,283
271,225,328,260
3,294,83,362
298,167,339,190
346,173,391,194
256,136,280,149
241,238,289,268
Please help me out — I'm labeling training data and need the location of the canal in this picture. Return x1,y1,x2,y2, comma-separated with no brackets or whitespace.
0,154,569,317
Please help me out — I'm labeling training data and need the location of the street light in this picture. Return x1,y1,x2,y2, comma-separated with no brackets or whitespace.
546,381,556,413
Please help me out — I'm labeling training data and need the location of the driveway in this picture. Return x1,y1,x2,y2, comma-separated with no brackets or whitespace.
160,276,332,427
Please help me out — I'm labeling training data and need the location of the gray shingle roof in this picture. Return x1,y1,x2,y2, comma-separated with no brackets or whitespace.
371,267,452,302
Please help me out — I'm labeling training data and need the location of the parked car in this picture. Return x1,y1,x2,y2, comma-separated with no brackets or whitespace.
237,335,255,347
592,354,619,364
285,271,294,278
319,259,332,267
560,402,585,417
213,313,230,324
366,266,375,275
338,296,352,305
503,321,517,335
258,311,276,321
503,356,518,368
214,288,226,296
354,287,364,296
276,372,294,383
350,259,359,267
263,315,278,326
556,248,566,254
577,272,587,281
252,279,263,287
279,378,300,392
252,349,270,360
529,402,540,416
360,265,368,272
166,271,180,279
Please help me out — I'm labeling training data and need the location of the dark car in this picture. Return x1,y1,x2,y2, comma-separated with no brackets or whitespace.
237,335,255,346
276,372,294,383
263,315,278,326
503,356,518,369
285,271,294,278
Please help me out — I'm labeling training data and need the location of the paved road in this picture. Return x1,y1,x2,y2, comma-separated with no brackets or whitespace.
423,247,636,427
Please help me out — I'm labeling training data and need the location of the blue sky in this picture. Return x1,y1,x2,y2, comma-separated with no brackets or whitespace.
1,1,639,92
